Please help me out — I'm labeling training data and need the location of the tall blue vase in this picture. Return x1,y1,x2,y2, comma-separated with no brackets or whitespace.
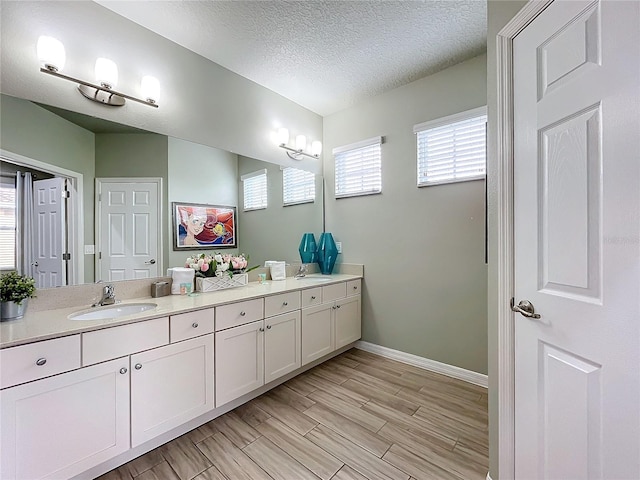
317,232,338,275
298,233,317,263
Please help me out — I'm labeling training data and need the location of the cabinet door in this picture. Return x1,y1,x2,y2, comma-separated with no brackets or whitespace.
301,303,334,366
0,357,130,480
131,335,214,447
215,321,264,406
264,311,301,384
335,295,362,349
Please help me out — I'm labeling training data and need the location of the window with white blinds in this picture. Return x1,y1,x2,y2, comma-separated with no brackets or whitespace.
241,169,267,211
414,106,487,187
333,136,383,198
282,167,315,206
0,183,16,269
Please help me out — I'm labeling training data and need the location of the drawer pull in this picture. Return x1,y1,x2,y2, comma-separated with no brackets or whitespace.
35,358,47,366
119,367,128,374
259,327,265,332
134,363,142,370
266,325,272,330
311,296,316,300
283,301,288,306
240,311,246,316
192,322,199,328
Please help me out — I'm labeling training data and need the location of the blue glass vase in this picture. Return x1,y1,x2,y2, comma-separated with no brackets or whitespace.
298,233,317,264
317,232,338,275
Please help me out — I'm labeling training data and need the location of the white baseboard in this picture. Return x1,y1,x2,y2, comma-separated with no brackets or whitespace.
354,341,488,388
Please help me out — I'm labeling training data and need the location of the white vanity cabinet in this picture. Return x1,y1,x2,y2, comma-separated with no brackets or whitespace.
0,357,130,480
302,280,362,365
216,292,302,406
131,334,214,446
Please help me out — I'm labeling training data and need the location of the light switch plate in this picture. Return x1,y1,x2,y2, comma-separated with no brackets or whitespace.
336,242,342,254
84,245,95,255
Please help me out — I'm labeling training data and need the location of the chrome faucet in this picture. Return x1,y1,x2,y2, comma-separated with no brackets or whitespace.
93,284,116,307
294,264,308,278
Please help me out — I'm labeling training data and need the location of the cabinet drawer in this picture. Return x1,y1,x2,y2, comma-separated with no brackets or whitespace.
346,279,362,296
301,287,322,308
216,299,264,331
322,282,347,303
0,335,81,389
82,317,169,366
264,291,301,318
170,309,214,343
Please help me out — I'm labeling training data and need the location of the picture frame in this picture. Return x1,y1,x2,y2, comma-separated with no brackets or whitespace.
172,202,237,250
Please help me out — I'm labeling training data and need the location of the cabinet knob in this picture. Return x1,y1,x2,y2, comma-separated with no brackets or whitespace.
119,367,128,374
283,301,288,306
134,363,142,370
353,286,358,290
240,311,246,316
332,306,336,310
336,305,341,309
36,358,47,366
266,325,272,330
192,322,199,328
311,296,316,300
259,327,265,332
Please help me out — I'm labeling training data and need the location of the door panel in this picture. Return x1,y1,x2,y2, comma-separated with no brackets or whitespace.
301,304,333,365
33,177,66,288
513,1,640,478
264,311,301,383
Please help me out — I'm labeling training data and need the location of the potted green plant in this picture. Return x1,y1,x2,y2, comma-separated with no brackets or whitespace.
0,271,36,320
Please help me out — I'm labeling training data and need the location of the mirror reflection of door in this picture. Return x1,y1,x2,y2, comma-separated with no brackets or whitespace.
33,177,67,288
96,178,162,282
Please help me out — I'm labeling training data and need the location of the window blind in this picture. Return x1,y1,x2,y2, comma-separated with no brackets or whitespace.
415,107,487,187
0,184,16,269
282,167,315,206
241,169,267,211
333,136,382,198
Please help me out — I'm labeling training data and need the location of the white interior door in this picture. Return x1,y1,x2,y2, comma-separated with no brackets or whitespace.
97,179,160,282
33,177,66,288
513,1,639,479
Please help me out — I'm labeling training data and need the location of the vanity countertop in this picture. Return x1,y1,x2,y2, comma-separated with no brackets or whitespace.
0,274,362,349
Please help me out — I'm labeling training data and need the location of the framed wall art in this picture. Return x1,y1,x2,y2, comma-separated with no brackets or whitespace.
172,202,237,250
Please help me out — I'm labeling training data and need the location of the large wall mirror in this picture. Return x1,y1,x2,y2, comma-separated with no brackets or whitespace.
0,93,324,288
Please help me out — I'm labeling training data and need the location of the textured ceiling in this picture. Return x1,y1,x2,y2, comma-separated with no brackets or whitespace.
96,1,487,116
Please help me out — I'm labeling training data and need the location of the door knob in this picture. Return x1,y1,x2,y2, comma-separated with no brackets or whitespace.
510,297,541,319
145,259,156,265
31,261,39,267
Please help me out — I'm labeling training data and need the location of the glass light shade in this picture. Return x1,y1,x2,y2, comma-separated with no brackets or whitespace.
95,58,118,88
311,140,322,156
295,134,307,151
141,75,160,103
37,36,65,71
277,128,290,145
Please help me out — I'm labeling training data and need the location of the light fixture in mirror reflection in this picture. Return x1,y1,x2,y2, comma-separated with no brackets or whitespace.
1,96,324,287
37,35,160,108
276,127,322,161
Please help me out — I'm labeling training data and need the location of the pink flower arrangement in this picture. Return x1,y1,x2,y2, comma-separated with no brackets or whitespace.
185,253,253,278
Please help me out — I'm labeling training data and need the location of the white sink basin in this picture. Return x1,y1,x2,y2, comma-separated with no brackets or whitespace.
296,276,333,283
69,303,157,321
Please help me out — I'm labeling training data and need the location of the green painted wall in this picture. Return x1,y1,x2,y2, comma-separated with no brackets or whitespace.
323,54,488,374
0,94,96,282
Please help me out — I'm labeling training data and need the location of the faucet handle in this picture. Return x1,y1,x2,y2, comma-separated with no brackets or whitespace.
104,284,115,296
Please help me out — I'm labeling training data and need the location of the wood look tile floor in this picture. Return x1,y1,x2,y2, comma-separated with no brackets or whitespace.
99,349,488,480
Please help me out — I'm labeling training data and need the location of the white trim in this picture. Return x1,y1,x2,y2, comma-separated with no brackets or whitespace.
0,149,84,285
487,473,493,480
94,177,163,282
240,169,267,181
495,1,554,479
413,105,487,133
332,136,383,155
355,341,487,388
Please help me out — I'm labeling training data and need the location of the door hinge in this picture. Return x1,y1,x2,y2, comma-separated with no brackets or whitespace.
99,252,102,260
62,253,71,261
62,189,70,199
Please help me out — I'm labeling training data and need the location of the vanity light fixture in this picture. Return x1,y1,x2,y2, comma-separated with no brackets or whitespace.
277,127,322,160
37,36,160,108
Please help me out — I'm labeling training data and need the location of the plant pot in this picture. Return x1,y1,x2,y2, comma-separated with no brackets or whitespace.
1,298,29,321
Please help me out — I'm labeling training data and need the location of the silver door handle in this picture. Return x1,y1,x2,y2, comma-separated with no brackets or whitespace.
510,297,541,319
145,259,156,265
